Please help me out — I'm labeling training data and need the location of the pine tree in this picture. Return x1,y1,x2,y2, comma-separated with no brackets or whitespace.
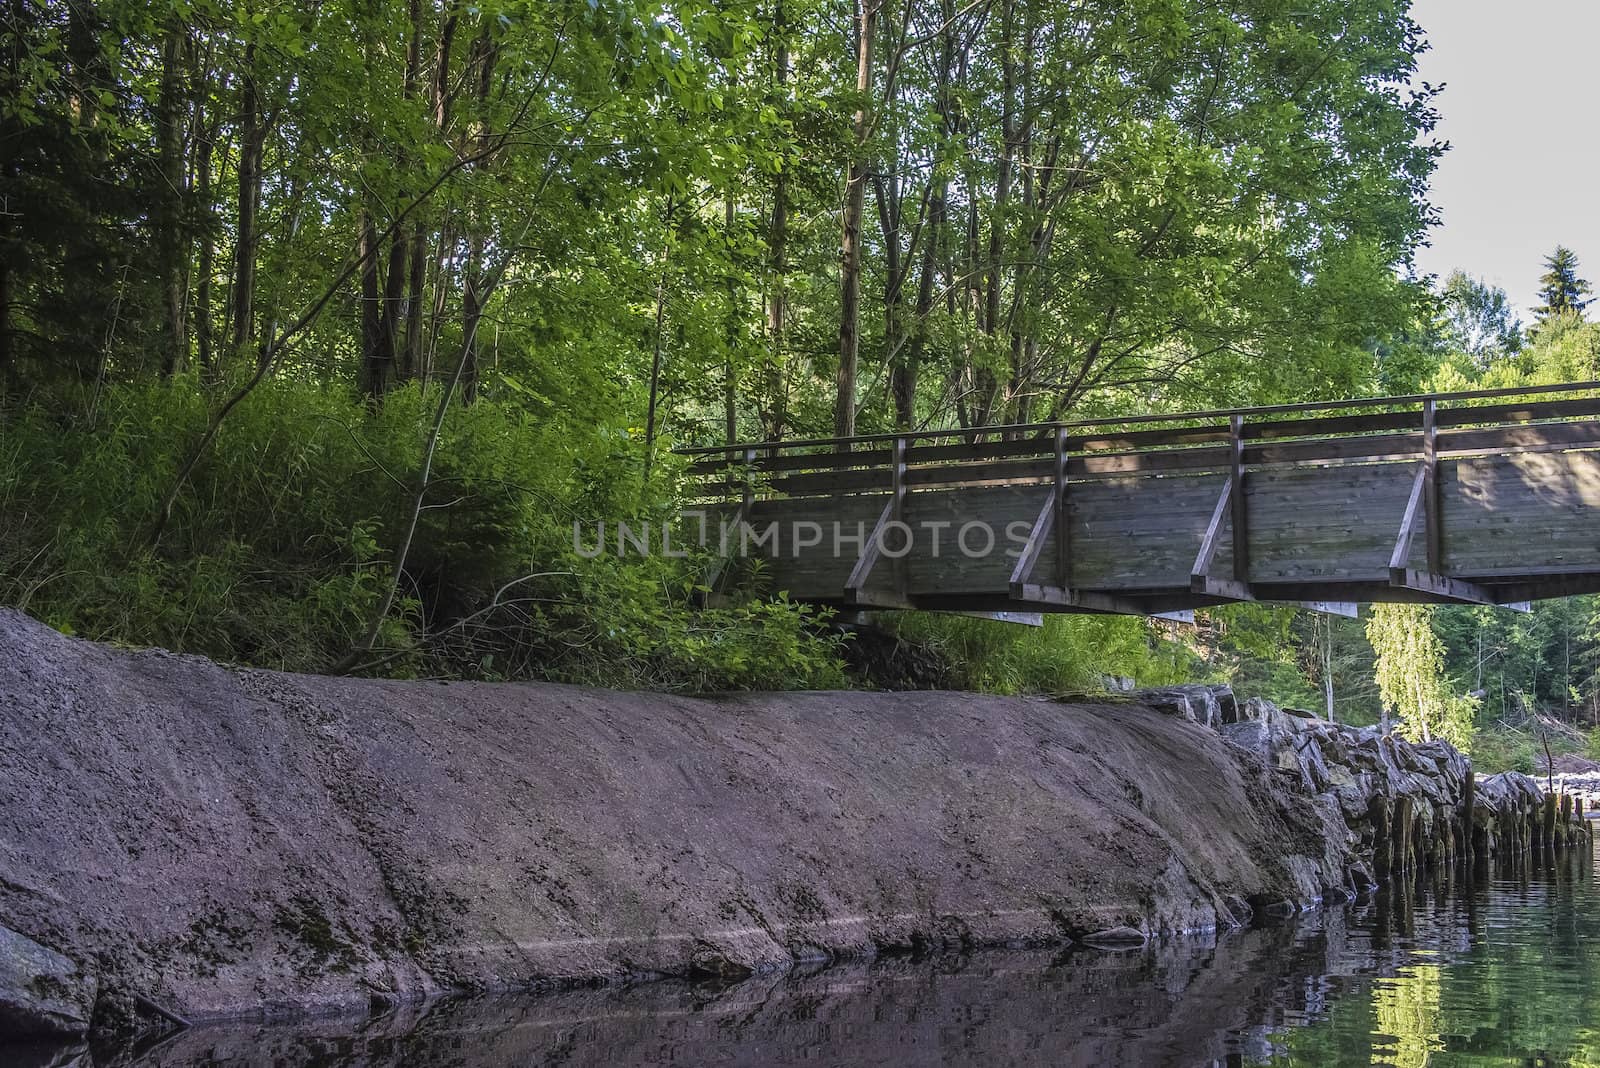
1534,246,1593,322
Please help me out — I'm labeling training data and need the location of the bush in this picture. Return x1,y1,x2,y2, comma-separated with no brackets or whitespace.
881,612,1200,695
0,378,846,691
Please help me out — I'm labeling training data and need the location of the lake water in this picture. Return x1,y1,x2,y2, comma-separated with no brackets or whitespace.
21,846,1600,1067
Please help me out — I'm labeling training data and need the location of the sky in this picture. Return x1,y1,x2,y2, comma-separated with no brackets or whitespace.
1408,0,1600,319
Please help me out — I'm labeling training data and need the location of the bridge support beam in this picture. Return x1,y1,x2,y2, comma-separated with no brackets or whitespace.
1191,475,1254,603
1386,458,1526,611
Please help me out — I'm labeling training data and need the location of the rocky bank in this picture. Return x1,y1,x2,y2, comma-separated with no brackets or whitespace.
0,609,1589,1042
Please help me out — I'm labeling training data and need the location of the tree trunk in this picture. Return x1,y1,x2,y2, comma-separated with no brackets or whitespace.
461,231,485,404
458,27,496,405
193,56,217,380
980,0,1015,424
156,21,188,375
228,43,262,361
402,223,426,381
383,0,425,386
762,0,791,441
360,210,387,396
835,0,874,439
724,186,739,444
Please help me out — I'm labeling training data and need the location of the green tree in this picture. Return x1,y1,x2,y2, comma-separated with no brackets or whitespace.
1367,604,1478,750
1440,270,1522,366
1533,245,1593,324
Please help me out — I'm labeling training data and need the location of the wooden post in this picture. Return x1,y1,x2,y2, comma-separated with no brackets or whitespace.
1230,414,1249,584
741,447,757,516
1391,796,1414,872
1370,795,1392,875
1422,398,1441,573
1054,426,1069,589
891,435,908,597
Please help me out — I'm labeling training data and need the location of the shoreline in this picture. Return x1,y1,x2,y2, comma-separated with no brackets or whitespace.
0,608,1588,1042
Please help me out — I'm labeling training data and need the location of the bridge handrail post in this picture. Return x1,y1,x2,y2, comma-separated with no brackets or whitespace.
892,436,908,597
1054,427,1070,589
741,447,757,516
1230,414,1249,585
1422,399,1441,573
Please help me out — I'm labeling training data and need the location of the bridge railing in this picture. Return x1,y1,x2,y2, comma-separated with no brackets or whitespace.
675,382,1600,613
681,381,1600,501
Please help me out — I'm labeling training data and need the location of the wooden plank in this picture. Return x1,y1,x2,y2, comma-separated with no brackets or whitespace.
1440,419,1600,455
890,436,909,600
906,438,1056,465
762,466,888,497
1389,463,1427,572
1435,395,1600,428
1190,477,1232,586
1194,575,1255,602
1244,409,1422,441
844,499,895,599
1012,583,1159,617
675,379,1600,456
1064,472,1233,590
1299,602,1360,618
1488,574,1600,601
904,444,1233,487
1389,568,1501,607
1440,452,1600,577
1245,431,1424,466
743,494,891,599
904,485,1048,594
1245,462,1417,582
688,447,895,476
1008,491,1056,590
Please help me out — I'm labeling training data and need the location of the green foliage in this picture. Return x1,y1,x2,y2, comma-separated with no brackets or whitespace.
883,613,1199,696
1367,604,1478,751
1440,270,1523,367
1533,245,1593,324
0,379,845,691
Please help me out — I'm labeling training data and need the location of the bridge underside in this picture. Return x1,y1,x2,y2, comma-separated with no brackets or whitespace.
684,386,1600,619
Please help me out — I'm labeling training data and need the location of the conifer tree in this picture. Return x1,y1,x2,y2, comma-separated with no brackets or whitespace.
1534,246,1593,322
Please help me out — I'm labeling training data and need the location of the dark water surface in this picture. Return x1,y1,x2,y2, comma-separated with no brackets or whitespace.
24,849,1600,1067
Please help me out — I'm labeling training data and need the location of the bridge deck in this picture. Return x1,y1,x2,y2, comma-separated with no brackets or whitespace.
679,383,1600,617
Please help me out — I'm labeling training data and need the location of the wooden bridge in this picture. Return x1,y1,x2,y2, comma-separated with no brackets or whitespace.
679,383,1600,619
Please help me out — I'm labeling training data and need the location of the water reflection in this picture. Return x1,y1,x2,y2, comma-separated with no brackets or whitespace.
17,849,1599,1068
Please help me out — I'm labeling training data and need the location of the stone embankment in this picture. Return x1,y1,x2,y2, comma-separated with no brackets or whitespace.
0,608,1591,1045
1138,684,1594,879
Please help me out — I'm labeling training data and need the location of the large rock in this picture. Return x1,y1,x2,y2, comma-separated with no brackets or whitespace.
0,609,1346,1033
1132,684,1236,729
0,925,94,1037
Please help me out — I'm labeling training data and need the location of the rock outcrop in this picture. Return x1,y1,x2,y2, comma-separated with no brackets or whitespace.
0,925,96,1038
0,607,1589,1042
1138,684,1594,881
0,610,1345,1038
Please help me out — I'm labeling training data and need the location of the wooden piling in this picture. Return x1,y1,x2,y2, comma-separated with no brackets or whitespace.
1370,795,1392,875
1391,796,1414,873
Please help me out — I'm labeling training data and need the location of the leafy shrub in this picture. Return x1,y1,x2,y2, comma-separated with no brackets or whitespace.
0,378,845,691
882,612,1199,695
